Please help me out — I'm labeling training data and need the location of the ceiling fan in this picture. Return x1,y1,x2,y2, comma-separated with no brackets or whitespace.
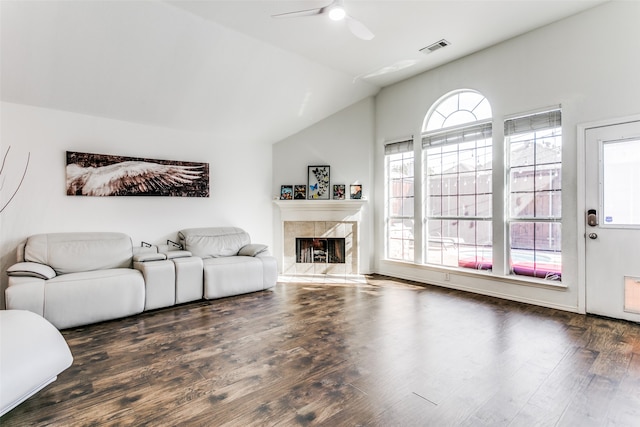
271,0,375,41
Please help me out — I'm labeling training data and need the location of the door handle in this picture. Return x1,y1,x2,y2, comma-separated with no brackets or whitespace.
587,209,598,227
589,233,598,240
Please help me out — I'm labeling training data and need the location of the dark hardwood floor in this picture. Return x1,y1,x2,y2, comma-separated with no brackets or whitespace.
3,275,640,426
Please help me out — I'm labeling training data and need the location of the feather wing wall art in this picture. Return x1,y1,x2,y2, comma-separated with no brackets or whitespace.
66,151,209,197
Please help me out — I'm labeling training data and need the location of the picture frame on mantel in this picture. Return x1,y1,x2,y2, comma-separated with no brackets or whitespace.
350,184,362,199
333,184,345,200
308,165,330,200
294,184,306,200
280,185,293,200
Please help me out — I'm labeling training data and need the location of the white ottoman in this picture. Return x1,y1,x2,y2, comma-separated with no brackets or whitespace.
0,310,73,416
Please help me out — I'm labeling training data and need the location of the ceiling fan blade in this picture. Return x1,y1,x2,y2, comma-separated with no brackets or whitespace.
271,7,324,19
346,16,374,40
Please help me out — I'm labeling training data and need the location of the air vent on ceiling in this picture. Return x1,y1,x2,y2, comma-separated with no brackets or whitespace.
420,39,451,54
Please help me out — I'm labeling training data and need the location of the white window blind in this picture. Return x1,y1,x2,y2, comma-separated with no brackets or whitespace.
385,138,413,155
422,121,492,148
504,109,561,136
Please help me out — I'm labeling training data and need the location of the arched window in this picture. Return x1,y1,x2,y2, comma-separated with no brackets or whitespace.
422,90,493,270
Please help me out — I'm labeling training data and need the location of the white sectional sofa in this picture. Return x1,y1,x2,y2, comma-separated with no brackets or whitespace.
5,232,146,329
178,227,278,299
5,228,277,329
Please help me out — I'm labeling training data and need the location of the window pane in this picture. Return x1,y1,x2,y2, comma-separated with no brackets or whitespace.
459,172,476,195
441,196,458,216
388,218,405,239
459,195,476,216
536,135,562,164
602,138,640,226
388,219,414,261
402,197,414,217
510,141,534,167
477,171,492,194
509,222,561,281
477,194,492,217
511,193,534,218
441,151,458,173
510,166,535,192
535,192,561,217
457,220,492,271
535,164,561,191
428,176,442,195
389,198,403,217
389,179,404,198
441,177,458,196
428,196,442,216
403,178,415,197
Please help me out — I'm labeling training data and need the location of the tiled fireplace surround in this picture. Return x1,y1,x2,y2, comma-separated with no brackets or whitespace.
275,200,365,276
283,221,357,275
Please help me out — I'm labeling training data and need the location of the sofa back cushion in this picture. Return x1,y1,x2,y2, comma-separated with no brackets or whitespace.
178,227,250,258
24,232,133,275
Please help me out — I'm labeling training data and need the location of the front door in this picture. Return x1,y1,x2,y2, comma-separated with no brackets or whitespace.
585,119,640,322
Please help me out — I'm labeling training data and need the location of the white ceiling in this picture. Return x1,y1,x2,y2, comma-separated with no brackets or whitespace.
1,0,608,145
169,0,607,87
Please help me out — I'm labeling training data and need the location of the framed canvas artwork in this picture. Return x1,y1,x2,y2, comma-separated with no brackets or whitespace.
308,165,330,200
66,151,209,197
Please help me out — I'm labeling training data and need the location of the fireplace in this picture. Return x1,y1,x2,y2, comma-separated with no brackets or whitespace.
296,238,345,264
283,221,357,275
274,199,366,275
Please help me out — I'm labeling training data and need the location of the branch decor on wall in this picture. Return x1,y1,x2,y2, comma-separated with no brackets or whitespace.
66,151,209,197
0,146,30,212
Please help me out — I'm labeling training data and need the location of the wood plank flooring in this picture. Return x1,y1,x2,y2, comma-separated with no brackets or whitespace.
3,275,640,426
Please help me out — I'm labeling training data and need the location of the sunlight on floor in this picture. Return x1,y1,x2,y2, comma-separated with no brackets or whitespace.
278,274,367,284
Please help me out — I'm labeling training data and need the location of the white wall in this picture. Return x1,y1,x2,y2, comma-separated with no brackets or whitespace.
0,102,274,308
272,97,375,273
374,0,640,312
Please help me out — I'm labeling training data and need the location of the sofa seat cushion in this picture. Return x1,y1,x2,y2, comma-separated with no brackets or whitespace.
202,256,268,299
44,269,145,329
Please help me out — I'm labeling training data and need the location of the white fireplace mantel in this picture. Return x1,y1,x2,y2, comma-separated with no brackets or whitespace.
274,199,367,222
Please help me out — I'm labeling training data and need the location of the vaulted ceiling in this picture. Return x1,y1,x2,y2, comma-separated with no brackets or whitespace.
1,0,607,144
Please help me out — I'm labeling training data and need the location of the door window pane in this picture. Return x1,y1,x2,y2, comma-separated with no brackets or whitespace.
602,138,640,226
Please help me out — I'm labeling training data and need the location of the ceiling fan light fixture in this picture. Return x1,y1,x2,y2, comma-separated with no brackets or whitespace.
328,5,346,21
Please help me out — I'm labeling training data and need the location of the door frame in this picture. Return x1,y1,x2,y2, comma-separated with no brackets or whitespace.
577,113,640,315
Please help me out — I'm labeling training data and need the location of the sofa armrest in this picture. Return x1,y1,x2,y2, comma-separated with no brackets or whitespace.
238,244,268,257
6,262,56,280
133,253,167,262
164,250,193,260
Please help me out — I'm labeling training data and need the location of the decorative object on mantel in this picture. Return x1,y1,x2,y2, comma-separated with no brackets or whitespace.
333,184,345,200
66,151,209,197
280,185,293,200
294,184,306,200
0,145,30,213
350,184,362,199
307,165,330,200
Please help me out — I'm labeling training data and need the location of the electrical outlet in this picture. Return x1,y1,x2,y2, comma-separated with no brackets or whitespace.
444,272,450,281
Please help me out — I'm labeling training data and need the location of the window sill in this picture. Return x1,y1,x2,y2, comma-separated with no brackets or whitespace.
381,259,568,291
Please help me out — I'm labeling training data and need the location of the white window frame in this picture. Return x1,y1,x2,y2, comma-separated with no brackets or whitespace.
505,107,562,281
385,138,415,262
